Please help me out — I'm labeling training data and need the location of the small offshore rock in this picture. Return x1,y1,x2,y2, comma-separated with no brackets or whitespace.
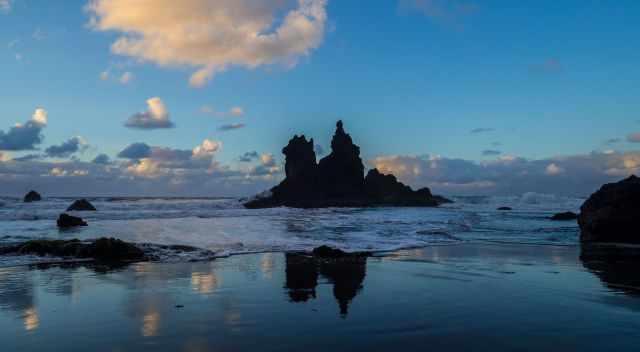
550,211,578,221
57,213,88,228
67,199,97,211
497,207,512,211
23,190,42,202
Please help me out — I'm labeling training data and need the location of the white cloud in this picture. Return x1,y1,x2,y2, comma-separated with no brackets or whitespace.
31,108,47,125
87,0,328,87
124,97,175,129
229,107,244,117
119,71,133,84
0,0,12,13
192,139,222,158
627,132,640,143
545,163,564,176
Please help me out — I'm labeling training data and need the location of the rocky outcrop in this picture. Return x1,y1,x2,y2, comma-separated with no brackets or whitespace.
57,213,88,228
244,121,451,208
578,175,640,243
497,207,512,211
550,211,578,221
67,199,97,211
23,190,41,203
0,237,145,262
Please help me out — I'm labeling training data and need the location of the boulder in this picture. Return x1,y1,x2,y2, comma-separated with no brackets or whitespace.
550,211,578,221
2,237,145,262
57,213,88,228
67,199,97,211
244,121,451,208
23,190,41,202
497,207,512,211
311,245,370,259
578,175,640,243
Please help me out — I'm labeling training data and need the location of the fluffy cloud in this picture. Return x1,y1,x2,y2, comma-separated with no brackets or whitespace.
627,133,640,143
124,97,175,130
470,127,494,134
87,0,328,87
92,153,111,164
119,71,133,84
192,139,222,158
238,151,259,162
482,150,501,156
218,123,246,131
369,151,640,196
0,109,47,151
0,0,12,13
45,136,87,158
117,142,151,159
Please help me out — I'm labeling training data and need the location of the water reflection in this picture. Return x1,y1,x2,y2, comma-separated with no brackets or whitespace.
580,245,640,297
141,311,160,337
23,307,39,331
285,253,367,317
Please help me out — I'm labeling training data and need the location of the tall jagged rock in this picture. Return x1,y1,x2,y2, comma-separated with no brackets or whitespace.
244,121,450,208
317,121,365,198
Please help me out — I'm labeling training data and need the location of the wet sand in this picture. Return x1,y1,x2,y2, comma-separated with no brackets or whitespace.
1,243,639,351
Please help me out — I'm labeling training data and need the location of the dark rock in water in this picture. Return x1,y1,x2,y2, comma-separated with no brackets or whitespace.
23,190,41,202
497,207,512,211
81,238,145,261
579,175,640,243
364,169,439,206
67,199,97,211
311,245,370,259
244,121,451,208
1,237,145,262
550,211,578,221
57,213,88,228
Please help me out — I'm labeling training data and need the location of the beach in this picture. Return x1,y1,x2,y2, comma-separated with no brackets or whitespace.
2,242,639,351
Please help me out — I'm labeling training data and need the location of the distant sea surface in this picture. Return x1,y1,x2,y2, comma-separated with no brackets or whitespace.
0,193,584,266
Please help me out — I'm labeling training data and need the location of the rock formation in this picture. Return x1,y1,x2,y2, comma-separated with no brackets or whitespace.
497,207,512,211
579,175,640,243
67,199,97,211
57,213,88,228
550,211,578,221
0,237,145,262
244,121,450,208
23,190,41,203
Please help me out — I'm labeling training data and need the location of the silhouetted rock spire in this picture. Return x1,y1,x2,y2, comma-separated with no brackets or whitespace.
244,121,450,208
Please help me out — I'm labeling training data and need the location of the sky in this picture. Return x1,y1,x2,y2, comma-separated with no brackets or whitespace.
0,0,639,197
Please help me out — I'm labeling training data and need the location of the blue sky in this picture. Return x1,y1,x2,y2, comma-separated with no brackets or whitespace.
0,0,639,196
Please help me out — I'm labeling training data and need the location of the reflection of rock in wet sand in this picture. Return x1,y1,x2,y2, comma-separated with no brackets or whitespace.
580,245,640,296
284,253,367,316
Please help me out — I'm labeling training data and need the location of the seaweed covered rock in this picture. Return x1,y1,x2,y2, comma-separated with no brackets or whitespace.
579,175,640,243
1,237,145,262
67,199,97,211
23,190,41,203
57,213,88,228
244,121,450,208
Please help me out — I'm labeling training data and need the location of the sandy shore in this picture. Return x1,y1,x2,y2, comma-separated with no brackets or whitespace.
1,242,639,351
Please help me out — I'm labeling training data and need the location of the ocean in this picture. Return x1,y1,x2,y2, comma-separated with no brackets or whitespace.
0,193,584,266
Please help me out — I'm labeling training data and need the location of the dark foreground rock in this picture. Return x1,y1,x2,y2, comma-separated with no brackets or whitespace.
311,245,371,259
578,175,640,243
580,244,640,296
0,237,145,262
497,207,512,211
23,190,41,202
57,213,88,228
550,211,578,221
244,121,451,208
67,199,97,211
